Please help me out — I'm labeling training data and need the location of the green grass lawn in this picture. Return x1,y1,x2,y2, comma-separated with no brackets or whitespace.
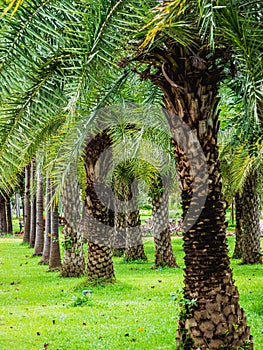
0,237,262,350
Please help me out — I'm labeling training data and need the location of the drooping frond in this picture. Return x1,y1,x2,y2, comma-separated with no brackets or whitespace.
0,0,149,189
229,138,263,192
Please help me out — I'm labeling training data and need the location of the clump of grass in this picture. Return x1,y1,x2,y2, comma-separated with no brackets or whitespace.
70,294,93,307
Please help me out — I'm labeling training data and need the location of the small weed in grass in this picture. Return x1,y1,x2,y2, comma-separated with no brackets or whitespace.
70,294,93,307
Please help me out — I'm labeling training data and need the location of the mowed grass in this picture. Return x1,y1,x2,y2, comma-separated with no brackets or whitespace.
0,237,262,350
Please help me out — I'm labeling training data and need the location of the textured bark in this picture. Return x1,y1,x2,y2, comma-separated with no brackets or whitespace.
87,241,114,281
33,170,44,256
61,177,85,277
83,131,115,282
124,207,147,262
49,186,61,271
112,214,126,257
123,182,147,262
113,177,147,262
5,195,13,234
23,165,31,243
112,186,126,257
29,161,37,248
0,194,7,234
139,45,252,348
40,177,51,264
61,224,85,277
151,178,178,268
241,171,262,264
232,192,243,259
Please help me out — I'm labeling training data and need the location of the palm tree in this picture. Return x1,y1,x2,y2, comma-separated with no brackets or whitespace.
83,131,115,282
113,164,147,262
232,192,242,259
29,160,37,248
49,184,61,271
240,169,262,264
33,167,44,256
230,141,263,265
0,1,261,347
60,174,85,277
5,194,12,234
40,176,51,264
23,164,31,243
0,193,7,234
118,1,261,347
126,1,262,347
150,176,178,268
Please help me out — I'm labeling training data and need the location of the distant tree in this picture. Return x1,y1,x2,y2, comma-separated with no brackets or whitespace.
23,165,31,243
29,161,37,248
5,194,12,234
33,168,44,256
0,193,7,234
150,176,178,268
49,184,61,271
40,176,51,264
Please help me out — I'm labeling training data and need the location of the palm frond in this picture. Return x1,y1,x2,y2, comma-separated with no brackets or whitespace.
137,0,196,52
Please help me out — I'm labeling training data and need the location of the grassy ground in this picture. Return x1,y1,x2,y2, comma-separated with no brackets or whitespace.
0,237,262,350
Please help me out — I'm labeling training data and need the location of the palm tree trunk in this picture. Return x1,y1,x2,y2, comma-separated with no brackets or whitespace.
124,208,147,262
0,193,7,234
113,176,146,261
33,169,44,256
23,165,31,243
241,171,262,264
40,177,51,264
232,192,243,259
149,52,253,348
5,195,13,234
49,185,61,271
151,178,178,268
112,210,126,257
61,178,85,277
121,180,147,262
29,161,37,248
61,223,85,277
84,131,115,282
112,174,126,257
15,193,21,218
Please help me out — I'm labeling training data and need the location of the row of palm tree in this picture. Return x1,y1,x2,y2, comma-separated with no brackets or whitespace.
0,1,262,348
